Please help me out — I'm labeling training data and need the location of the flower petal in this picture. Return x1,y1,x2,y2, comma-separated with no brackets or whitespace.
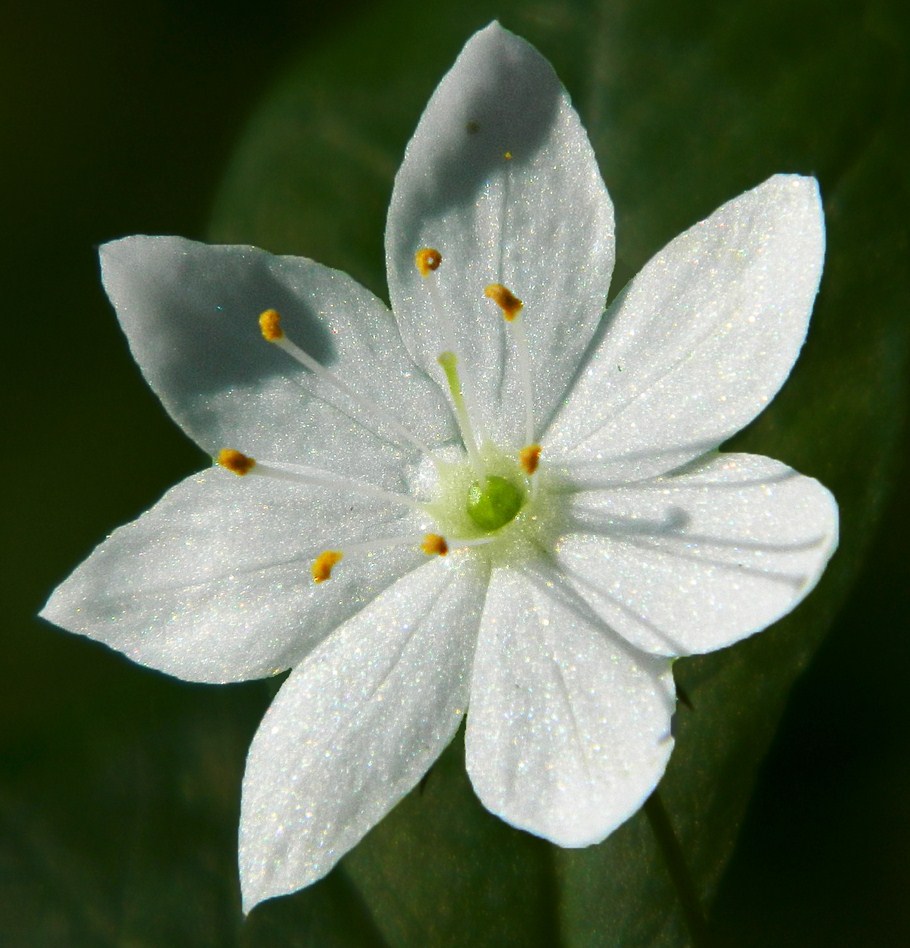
466,565,674,847
545,175,825,482
40,469,426,683
239,556,485,911
558,453,838,656
101,236,454,480
386,22,615,446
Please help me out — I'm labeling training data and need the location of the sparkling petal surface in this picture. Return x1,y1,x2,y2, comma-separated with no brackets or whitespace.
39,21,841,909
239,556,486,911
40,469,425,683
545,175,824,482
386,22,615,446
558,453,838,656
466,565,675,847
101,236,454,484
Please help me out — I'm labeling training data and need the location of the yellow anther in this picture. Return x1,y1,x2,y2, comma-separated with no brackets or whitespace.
484,283,523,321
421,533,449,556
218,448,256,476
504,151,513,160
259,308,284,342
519,444,542,475
312,550,343,583
415,247,442,276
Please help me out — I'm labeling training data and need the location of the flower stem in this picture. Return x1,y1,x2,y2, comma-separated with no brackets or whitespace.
644,789,715,948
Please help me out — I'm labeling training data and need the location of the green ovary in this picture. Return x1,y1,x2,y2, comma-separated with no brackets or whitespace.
466,475,525,531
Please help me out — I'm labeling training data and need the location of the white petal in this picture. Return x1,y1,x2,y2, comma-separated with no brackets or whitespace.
239,556,485,911
466,565,674,847
101,236,454,482
40,469,426,683
558,453,838,656
545,175,825,482
386,22,614,446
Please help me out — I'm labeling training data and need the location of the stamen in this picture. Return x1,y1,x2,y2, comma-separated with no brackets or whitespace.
451,536,496,549
259,308,284,341
217,448,256,476
217,449,426,512
414,247,456,354
437,351,485,477
421,533,448,556
484,284,536,447
519,444,542,476
312,550,342,583
415,253,489,454
484,283,523,321
415,247,442,276
311,531,490,583
257,308,436,460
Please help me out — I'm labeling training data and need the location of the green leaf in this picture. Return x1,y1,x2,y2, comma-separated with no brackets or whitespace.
206,0,910,944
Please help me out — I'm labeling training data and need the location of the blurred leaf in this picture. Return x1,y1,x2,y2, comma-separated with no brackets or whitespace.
19,0,896,946
1,677,249,946
1,669,392,947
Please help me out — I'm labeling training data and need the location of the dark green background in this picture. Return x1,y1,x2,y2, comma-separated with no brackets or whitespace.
4,0,908,944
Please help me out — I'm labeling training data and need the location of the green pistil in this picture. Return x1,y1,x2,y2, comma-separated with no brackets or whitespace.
466,475,524,531
436,352,526,533
437,350,484,475
438,351,464,412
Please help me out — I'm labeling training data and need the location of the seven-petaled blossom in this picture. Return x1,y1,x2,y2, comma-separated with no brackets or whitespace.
42,22,838,911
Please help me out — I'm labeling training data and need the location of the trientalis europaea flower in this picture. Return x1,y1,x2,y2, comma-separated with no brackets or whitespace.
42,22,838,911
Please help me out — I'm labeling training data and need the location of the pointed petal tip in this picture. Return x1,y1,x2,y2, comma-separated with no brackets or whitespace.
763,173,825,231
469,730,675,849
37,574,84,635
239,880,273,918
555,747,675,849
239,840,336,916
465,19,542,61
36,597,57,628
240,888,270,918
98,233,150,263
98,234,168,294
239,865,329,916
98,236,129,276
475,19,508,39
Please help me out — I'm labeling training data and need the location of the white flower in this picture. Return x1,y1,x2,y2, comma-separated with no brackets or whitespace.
41,22,837,911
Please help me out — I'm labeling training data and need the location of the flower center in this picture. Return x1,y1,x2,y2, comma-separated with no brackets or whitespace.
216,244,558,584
418,441,561,571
